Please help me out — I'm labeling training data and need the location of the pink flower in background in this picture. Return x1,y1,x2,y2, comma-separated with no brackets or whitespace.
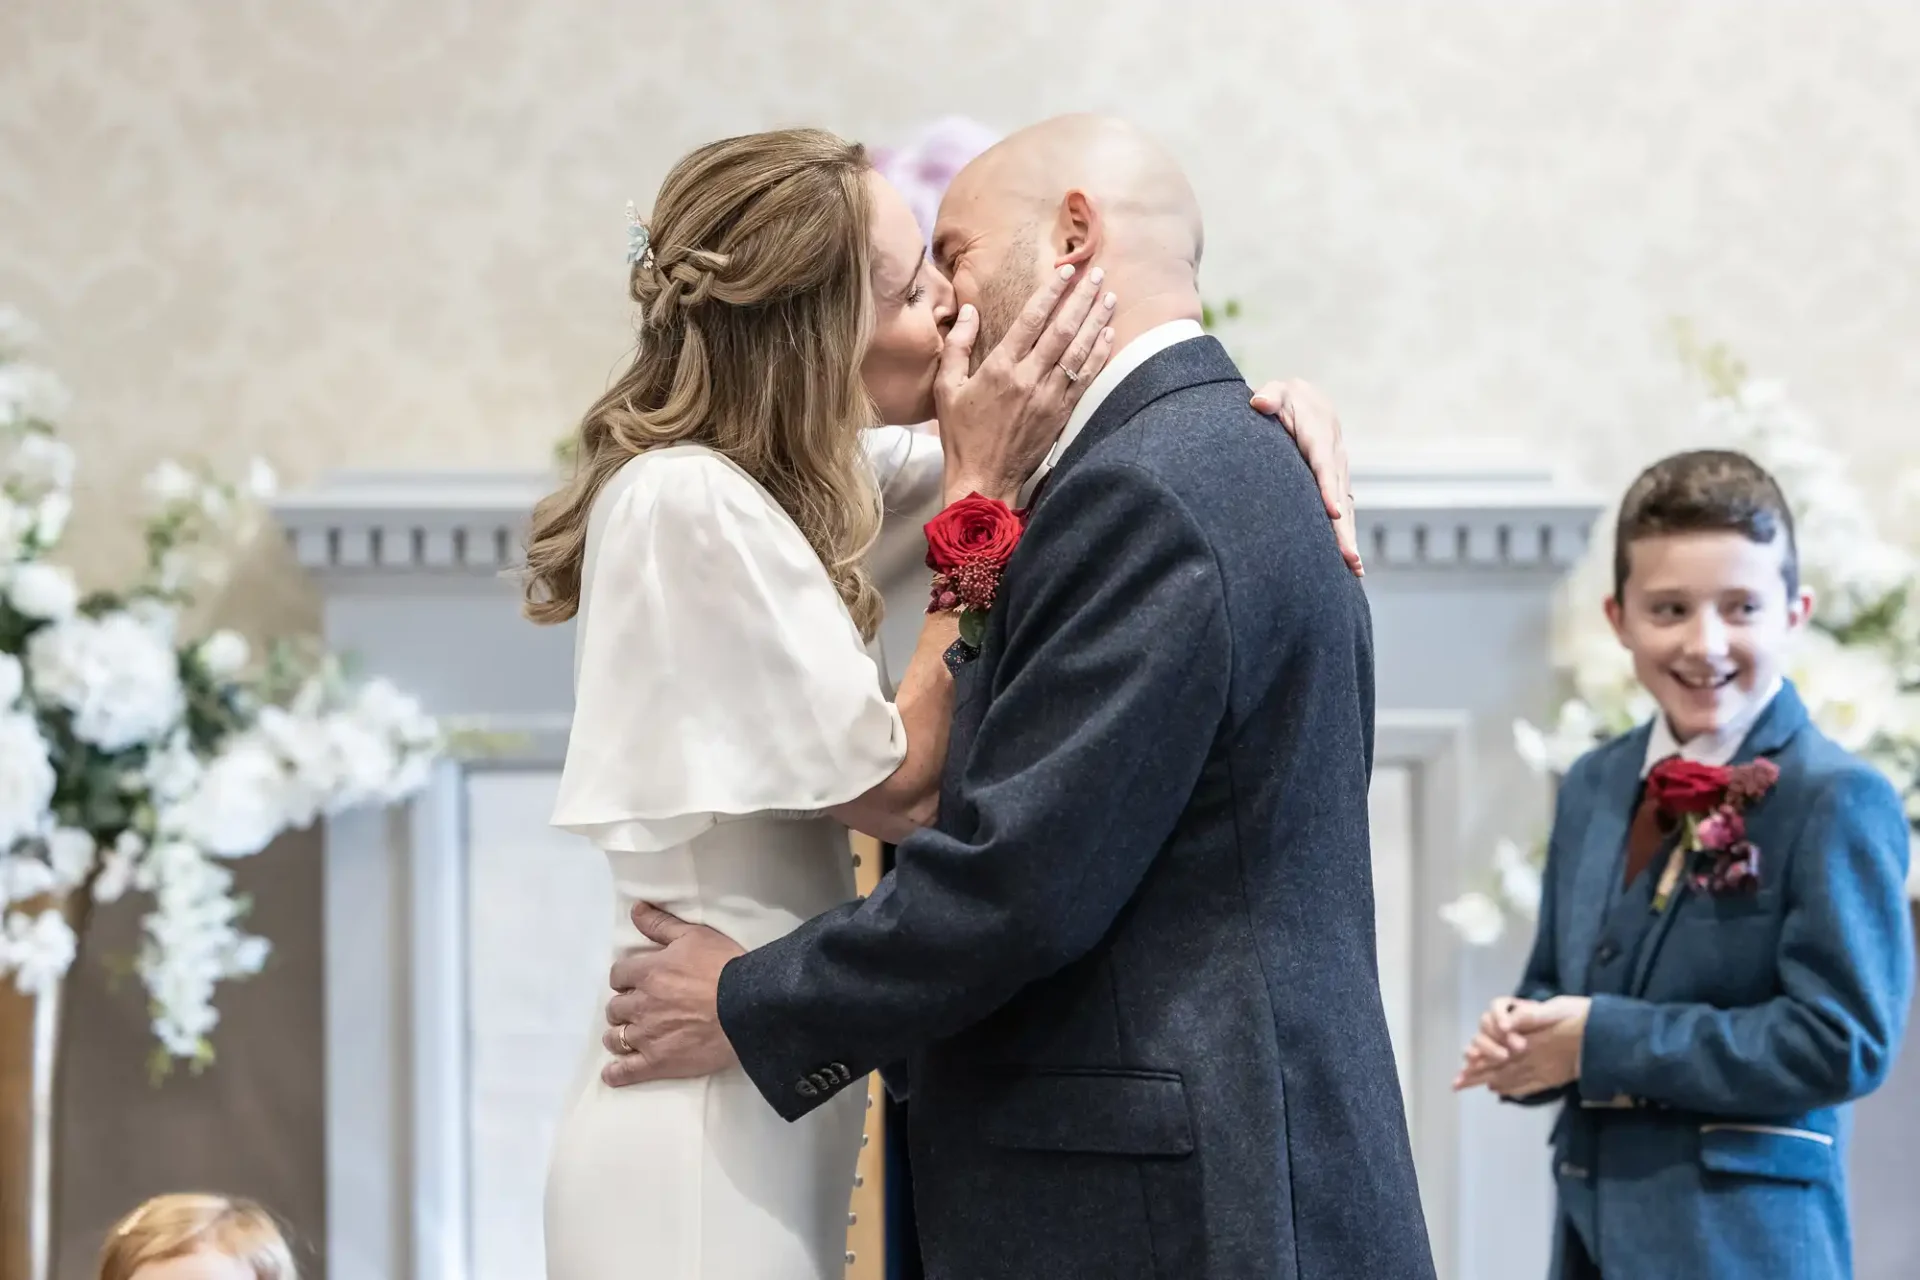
871,116,1001,243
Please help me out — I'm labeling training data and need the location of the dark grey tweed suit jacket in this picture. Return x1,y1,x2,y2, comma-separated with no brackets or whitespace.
719,336,1435,1279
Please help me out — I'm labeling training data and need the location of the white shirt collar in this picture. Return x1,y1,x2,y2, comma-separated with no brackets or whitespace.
1640,675,1784,777
1016,318,1207,507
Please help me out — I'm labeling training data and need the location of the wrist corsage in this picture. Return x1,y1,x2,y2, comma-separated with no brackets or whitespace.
925,493,1025,659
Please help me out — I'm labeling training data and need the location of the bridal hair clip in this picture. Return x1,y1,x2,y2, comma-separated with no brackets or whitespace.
625,202,651,266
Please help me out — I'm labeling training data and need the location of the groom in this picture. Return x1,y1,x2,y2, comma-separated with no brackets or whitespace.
608,115,1435,1279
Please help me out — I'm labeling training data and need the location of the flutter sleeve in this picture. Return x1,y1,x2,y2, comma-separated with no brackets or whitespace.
551,450,906,852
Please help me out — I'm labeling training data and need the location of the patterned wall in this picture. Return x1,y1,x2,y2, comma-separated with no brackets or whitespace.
5,2,1918,1275
4,0,1918,604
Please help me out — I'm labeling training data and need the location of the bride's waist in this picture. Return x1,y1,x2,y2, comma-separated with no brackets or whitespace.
603,817,858,952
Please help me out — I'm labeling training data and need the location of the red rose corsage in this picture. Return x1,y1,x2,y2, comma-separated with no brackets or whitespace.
1646,756,1780,910
925,493,1025,650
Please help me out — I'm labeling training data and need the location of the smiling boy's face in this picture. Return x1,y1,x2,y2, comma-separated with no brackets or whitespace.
1606,529,1813,742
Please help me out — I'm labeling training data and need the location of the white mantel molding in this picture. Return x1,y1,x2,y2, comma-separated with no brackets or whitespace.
273,456,1604,575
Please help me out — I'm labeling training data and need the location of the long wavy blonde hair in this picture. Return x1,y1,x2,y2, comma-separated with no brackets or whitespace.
524,129,883,637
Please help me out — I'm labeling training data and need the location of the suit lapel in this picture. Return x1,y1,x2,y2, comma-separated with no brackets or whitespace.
1624,683,1812,995
1030,336,1246,515
1563,728,1649,995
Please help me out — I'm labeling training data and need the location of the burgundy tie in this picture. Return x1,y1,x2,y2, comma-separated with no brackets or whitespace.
1623,756,1680,887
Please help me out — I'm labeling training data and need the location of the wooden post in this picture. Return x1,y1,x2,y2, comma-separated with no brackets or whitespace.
0,978,33,1280
844,833,886,1279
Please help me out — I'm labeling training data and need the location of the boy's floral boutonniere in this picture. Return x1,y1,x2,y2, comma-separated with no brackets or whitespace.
925,493,1025,658
1647,756,1782,910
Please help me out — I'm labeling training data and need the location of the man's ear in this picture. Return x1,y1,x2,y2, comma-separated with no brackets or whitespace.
1051,191,1101,270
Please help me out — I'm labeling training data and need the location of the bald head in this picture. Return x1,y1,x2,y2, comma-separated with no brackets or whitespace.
954,115,1202,264
934,115,1205,362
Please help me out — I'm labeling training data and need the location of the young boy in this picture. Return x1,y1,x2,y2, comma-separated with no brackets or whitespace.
1454,449,1913,1280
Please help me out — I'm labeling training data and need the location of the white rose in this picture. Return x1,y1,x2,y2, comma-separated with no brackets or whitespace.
1887,693,1920,745
323,712,399,810
228,934,271,976
196,630,250,678
0,855,56,906
0,653,21,708
353,678,437,741
0,493,24,565
170,736,291,857
386,750,435,801
142,730,203,806
246,459,278,501
126,595,180,643
91,845,138,904
1439,891,1506,947
0,373,71,434
44,827,95,889
142,459,199,507
27,610,185,751
5,429,75,495
29,490,69,547
1789,630,1900,752
254,706,335,825
0,710,56,852
1492,839,1544,921
6,561,79,621
0,907,77,995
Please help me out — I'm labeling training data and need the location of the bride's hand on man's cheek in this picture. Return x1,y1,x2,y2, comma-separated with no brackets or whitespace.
932,266,1116,505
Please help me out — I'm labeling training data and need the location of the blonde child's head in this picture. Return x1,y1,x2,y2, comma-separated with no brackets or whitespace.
98,1194,296,1280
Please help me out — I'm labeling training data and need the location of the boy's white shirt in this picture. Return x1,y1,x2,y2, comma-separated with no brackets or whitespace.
1639,676,1785,777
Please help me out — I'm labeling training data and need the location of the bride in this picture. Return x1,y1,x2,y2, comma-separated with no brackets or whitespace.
523,127,1356,1280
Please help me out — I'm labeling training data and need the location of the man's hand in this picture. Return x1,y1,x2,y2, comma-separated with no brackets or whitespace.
1455,995,1591,1098
601,903,746,1088
1249,378,1362,577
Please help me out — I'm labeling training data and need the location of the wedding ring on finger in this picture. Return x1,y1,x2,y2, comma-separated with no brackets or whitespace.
617,1024,634,1055
1056,361,1082,384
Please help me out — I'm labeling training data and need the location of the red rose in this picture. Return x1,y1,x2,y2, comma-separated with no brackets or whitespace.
925,493,1023,575
1647,758,1731,816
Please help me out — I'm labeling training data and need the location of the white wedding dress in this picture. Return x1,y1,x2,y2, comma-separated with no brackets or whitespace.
544,433,940,1279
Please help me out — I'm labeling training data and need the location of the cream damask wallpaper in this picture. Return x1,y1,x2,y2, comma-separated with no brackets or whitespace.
4,0,1918,597
4,0,1918,1274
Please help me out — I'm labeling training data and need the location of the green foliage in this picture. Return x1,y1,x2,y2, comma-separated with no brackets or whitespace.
1201,298,1243,332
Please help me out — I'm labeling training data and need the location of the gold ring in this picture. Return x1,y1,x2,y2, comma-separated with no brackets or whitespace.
617,1024,634,1055
1056,361,1081,384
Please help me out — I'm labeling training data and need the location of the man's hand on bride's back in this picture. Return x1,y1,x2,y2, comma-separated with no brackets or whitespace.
933,264,1117,506
1250,378,1364,577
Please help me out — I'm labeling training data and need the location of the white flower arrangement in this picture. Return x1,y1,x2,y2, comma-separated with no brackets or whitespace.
1445,334,1920,943
0,307,443,1072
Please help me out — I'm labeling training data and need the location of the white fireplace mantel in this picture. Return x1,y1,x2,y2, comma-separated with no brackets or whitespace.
275,457,1600,578
276,455,1604,1280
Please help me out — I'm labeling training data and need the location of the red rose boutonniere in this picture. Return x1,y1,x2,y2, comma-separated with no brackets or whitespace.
1647,756,1781,911
925,493,1025,649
